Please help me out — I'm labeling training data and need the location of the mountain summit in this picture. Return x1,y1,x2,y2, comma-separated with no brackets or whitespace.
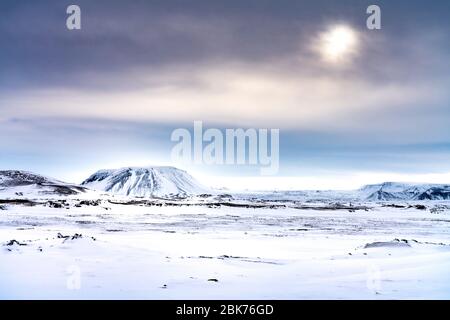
81,166,209,198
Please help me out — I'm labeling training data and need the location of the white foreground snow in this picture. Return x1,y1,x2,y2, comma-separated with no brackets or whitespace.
0,200,449,299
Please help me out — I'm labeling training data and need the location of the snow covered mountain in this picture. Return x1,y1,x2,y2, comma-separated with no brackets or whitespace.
0,170,87,198
359,182,450,201
2,169,449,202
81,166,209,198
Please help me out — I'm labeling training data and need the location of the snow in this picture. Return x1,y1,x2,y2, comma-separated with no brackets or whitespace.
359,182,450,201
1,170,450,299
81,167,210,198
0,171,89,199
1,198,449,299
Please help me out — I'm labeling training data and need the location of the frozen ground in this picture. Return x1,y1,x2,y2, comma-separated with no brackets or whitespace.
0,198,450,299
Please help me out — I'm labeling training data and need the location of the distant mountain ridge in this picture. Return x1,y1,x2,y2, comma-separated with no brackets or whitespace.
359,182,450,201
81,166,209,198
0,170,87,197
1,169,450,201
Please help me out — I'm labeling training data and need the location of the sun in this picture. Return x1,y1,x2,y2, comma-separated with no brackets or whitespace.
318,25,359,63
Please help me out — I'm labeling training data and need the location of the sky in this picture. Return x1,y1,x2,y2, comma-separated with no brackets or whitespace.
0,0,449,190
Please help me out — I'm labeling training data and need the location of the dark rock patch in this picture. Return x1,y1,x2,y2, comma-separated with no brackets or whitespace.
57,232,96,242
5,239,27,246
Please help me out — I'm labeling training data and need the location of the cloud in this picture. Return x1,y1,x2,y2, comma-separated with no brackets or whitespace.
1,0,450,186
1,61,448,140
1,1,449,139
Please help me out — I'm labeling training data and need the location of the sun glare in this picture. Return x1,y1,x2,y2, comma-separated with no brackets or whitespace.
319,25,359,63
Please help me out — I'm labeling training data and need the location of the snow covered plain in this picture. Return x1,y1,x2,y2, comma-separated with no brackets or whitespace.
1,195,450,299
